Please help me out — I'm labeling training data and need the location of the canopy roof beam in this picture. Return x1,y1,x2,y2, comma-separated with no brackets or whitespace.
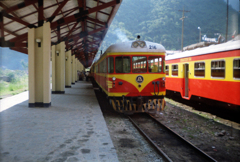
0,0,122,67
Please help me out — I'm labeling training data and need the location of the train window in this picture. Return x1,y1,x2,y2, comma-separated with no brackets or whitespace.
172,64,178,76
166,65,169,76
99,61,103,73
102,61,104,73
96,64,98,73
148,56,162,73
99,60,105,73
103,59,107,73
132,56,147,73
115,56,130,73
194,62,205,77
108,57,114,73
233,59,240,79
211,60,225,78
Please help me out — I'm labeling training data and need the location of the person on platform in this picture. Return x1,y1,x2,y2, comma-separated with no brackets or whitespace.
86,71,89,81
79,71,83,81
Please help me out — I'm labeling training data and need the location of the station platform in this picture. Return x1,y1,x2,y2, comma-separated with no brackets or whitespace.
0,82,119,162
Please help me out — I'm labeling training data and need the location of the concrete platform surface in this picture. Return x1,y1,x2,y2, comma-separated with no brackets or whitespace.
0,82,119,162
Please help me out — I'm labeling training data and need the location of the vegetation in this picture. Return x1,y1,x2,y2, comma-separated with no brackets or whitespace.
0,44,29,98
0,68,28,99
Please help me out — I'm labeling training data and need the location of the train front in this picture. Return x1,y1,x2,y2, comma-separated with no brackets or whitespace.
106,39,166,114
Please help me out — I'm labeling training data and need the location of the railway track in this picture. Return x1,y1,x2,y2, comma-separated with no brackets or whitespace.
128,113,218,162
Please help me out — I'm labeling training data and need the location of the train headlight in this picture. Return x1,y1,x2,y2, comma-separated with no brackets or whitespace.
139,41,146,47
162,77,166,81
112,77,116,81
132,41,139,48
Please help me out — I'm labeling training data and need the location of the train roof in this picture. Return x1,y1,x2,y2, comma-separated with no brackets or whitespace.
104,41,166,54
166,39,240,60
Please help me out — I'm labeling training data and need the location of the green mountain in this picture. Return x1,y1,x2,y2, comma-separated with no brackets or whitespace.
0,47,28,70
97,0,240,56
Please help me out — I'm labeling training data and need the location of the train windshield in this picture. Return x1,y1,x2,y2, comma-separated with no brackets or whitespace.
132,56,147,73
148,56,162,73
115,56,130,73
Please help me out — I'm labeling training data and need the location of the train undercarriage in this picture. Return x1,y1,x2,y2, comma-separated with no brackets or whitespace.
108,96,166,114
166,90,240,113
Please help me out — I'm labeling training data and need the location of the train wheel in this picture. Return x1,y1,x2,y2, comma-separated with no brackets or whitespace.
119,100,124,111
110,99,117,111
126,100,131,111
156,99,160,112
142,103,147,112
161,99,166,111
123,99,128,111
109,99,112,107
148,99,157,115
115,100,121,112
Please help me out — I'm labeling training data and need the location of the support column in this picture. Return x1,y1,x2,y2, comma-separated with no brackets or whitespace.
75,58,78,82
77,61,80,80
65,50,72,88
71,55,75,84
28,22,51,107
52,41,65,94
76,60,79,82
51,45,56,92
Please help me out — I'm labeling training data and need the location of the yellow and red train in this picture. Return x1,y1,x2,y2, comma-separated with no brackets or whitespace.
90,39,166,114
165,39,240,110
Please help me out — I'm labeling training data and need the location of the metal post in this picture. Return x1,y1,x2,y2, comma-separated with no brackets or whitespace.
179,7,190,51
181,10,184,51
200,29,201,43
225,0,229,42
198,27,201,43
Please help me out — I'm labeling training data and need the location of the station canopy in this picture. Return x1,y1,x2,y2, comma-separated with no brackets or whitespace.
0,0,122,67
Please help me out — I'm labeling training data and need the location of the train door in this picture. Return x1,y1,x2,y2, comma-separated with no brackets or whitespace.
183,64,189,97
104,58,107,91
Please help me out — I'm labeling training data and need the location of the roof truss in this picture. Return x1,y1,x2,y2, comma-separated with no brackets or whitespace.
0,0,121,67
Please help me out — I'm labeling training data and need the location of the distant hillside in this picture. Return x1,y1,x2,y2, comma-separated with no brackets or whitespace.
97,0,240,57
0,47,28,70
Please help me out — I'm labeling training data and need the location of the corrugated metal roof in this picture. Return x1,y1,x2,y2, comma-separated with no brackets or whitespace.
0,0,122,67
166,40,240,60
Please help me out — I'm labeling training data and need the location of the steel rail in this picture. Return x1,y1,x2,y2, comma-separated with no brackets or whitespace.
148,114,217,162
128,116,173,162
128,114,218,162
